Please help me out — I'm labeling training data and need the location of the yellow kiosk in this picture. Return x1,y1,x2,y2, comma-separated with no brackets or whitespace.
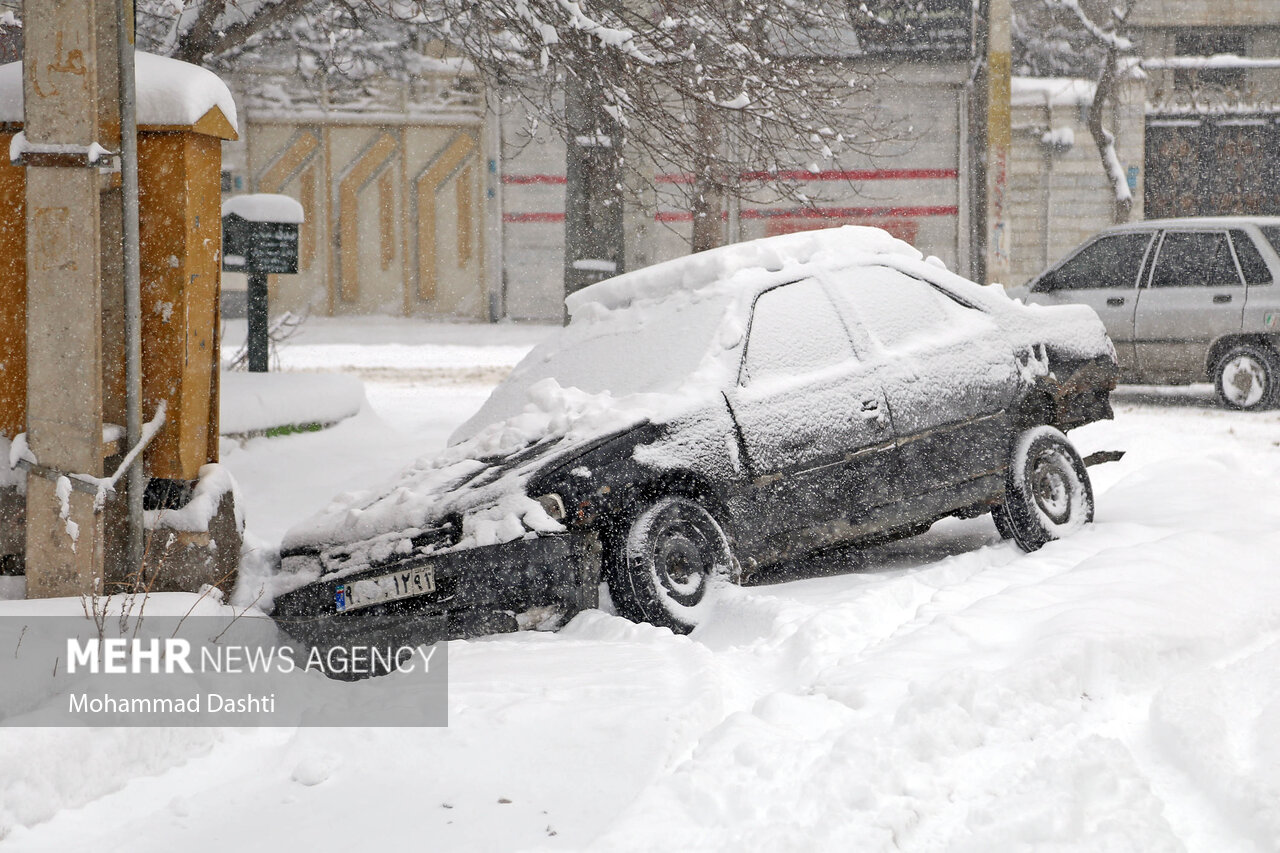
0,52,241,592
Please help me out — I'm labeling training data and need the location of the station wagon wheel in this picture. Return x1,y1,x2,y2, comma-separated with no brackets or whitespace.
606,496,734,633
1214,343,1280,411
1002,426,1094,553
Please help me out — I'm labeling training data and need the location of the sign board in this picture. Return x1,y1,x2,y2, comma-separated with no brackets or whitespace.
222,214,299,275
853,0,974,60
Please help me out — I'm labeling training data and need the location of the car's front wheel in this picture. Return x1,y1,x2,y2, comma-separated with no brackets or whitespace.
1214,343,1280,411
997,426,1094,552
605,496,734,633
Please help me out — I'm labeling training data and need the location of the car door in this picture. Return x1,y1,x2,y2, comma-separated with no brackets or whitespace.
1134,229,1246,381
823,265,1021,500
725,278,901,549
1236,226,1280,332
1028,231,1151,378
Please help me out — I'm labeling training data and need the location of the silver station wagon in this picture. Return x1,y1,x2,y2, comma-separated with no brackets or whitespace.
1022,217,1280,410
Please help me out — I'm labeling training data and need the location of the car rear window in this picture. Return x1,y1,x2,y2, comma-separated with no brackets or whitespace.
1150,231,1241,288
825,266,984,353
1230,230,1272,285
1261,225,1280,262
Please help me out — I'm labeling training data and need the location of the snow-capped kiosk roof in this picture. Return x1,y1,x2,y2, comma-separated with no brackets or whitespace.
0,52,237,138
222,194,305,224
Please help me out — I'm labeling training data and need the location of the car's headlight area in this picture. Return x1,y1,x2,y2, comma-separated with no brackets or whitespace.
280,551,322,578
535,492,567,522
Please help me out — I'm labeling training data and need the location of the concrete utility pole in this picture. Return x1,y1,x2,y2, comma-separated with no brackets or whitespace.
985,0,1013,285
562,72,624,315
21,0,118,596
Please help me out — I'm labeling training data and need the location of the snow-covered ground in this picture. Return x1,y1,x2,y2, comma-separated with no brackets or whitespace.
3,318,1280,852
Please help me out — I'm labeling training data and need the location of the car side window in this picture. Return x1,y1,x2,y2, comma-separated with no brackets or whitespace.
1038,232,1152,292
1150,231,1241,288
1230,230,1272,285
827,266,981,353
742,279,856,385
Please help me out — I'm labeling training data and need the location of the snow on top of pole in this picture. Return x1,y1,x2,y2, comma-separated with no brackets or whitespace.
0,51,237,132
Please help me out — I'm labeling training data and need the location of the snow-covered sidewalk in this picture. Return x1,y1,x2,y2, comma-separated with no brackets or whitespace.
3,319,1280,852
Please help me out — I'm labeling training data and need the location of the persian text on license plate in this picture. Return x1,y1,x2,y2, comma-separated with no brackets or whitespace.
335,565,436,613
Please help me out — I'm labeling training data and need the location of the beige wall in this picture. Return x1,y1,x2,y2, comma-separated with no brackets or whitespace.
1132,1,1280,28
1008,77,1146,286
241,121,486,319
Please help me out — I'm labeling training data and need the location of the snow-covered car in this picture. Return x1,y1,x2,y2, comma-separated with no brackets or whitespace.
273,227,1118,652
1017,217,1280,410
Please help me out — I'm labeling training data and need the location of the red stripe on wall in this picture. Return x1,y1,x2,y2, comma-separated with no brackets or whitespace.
657,168,959,184
652,205,959,223
503,169,958,186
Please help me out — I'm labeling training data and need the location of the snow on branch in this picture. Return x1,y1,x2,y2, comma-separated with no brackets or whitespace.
1043,0,1131,52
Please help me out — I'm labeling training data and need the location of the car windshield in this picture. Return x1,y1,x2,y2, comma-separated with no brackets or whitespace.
451,293,735,443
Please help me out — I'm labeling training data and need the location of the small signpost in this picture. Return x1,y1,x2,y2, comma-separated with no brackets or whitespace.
222,194,304,372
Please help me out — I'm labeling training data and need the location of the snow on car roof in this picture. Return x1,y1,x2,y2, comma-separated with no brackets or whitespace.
1102,216,1280,230
0,52,237,132
565,225,923,318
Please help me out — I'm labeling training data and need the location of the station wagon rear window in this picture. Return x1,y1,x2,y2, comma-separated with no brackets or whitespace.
1230,230,1272,285
1261,226,1280,264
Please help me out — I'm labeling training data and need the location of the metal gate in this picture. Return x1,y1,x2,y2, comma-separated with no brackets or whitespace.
1145,115,1280,218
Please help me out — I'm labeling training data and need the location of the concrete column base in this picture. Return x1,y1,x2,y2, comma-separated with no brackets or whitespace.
23,476,105,598
140,491,242,596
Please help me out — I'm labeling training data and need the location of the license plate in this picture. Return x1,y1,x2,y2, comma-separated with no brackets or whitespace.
335,564,436,613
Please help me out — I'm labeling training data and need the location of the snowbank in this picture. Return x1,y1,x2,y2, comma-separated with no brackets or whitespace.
219,371,364,436
4,320,1280,851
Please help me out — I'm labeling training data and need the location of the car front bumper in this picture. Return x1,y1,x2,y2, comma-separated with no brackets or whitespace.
273,531,602,654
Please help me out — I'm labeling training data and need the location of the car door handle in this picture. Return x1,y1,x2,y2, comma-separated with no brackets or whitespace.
1106,297,1126,307
1212,294,1233,304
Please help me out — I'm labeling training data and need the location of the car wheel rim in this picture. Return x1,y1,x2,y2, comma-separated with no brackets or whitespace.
649,505,724,607
1029,451,1073,525
1222,354,1267,408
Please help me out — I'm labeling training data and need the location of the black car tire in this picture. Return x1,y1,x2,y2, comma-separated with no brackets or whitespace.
1214,343,1280,411
1002,426,1094,553
991,504,1016,540
606,496,734,633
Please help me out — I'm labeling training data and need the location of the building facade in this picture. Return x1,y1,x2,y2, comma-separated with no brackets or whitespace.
219,3,1280,317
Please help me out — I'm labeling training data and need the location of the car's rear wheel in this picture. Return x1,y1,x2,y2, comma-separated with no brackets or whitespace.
1002,426,1094,552
605,496,734,633
1214,343,1280,411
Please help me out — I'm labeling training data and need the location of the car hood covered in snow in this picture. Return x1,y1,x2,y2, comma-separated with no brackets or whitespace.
281,226,1114,584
